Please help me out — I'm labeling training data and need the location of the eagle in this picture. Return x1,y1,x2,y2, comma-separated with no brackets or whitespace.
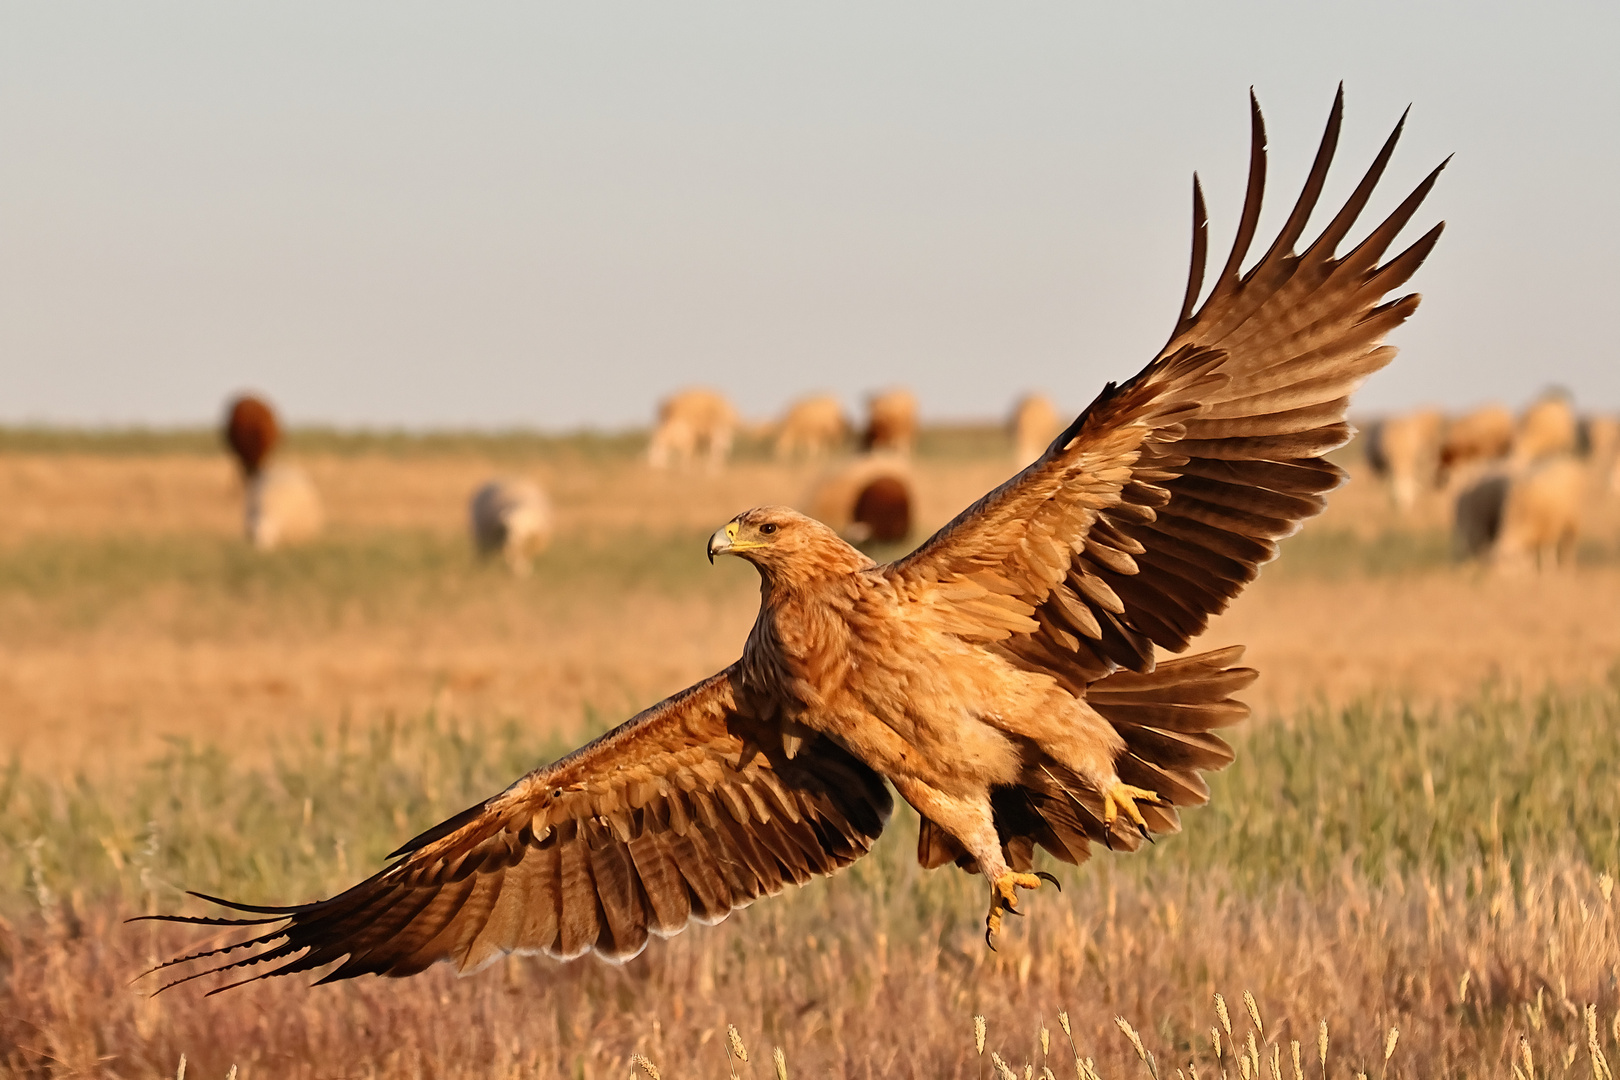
143,88,1444,991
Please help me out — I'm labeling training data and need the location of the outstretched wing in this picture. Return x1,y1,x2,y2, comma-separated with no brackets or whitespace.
138,667,891,992
891,87,1445,685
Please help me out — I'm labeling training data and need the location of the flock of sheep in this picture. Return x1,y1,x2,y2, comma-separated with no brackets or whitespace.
221,387,1067,569
1365,392,1620,571
230,385,1614,575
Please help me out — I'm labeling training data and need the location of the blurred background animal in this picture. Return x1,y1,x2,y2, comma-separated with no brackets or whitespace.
1438,403,1514,485
470,478,553,576
861,388,917,456
1584,414,1620,494
222,393,323,550
1009,393,1061,468
806,454,914,545
245,464,324,551
647,388,738,471
773,394,848,460
1453,455,1583,572
1510,390,1578,466
223,395,280,478
1363,408,1443,513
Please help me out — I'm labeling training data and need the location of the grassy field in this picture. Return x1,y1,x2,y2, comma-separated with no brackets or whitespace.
1,429,1619,1078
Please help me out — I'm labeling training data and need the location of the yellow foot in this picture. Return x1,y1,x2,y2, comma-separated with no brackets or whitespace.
984,870,1060,950
1102,782,1167,846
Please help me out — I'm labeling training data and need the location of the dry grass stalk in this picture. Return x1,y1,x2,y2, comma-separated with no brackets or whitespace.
773,1045,788,1080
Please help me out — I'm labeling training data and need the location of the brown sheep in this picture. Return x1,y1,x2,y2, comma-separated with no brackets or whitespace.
1009,393,1062,467
223,395,281,478
647,388,738,471
1512,392,1578,465
1438,404,1514,481
807,454,915,545
1363,407,1443,513
862,388,918,456
1453,455,1583,572
773,395,848,460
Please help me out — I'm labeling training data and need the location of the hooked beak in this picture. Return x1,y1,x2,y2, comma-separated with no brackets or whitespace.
707,521,737,564
708,519,766,564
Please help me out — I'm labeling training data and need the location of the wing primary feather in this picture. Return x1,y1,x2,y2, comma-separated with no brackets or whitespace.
1205,90,1270,303
1305,105,1409,259
1172,174,1211,337
1338,156,1451,275
1257,83,1344,266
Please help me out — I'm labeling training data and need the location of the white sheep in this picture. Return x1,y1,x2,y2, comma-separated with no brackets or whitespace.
245,464,324,551
862,388,919,456
1010,393,1062,468
773,395,848,460
470,478,553,576
1364,408,1443,513
647,388,738,471
1453,454,1584,573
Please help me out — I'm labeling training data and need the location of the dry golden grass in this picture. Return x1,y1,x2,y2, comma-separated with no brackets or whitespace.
2,429,1619,1078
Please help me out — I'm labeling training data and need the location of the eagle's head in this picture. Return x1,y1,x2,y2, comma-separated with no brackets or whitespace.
707,506,873,586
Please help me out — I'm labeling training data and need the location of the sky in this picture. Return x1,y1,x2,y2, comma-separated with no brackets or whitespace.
2,2,1617,430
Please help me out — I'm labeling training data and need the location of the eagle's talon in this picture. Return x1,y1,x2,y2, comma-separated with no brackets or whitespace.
1035,870,1061,891
983,870,1049,948
1102,781,1165,842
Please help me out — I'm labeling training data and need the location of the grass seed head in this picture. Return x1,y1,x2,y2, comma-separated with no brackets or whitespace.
976,1015,987,1055
632,1054,662,1080
1244,991,1264,1039
727,1025,748,1063
1116,1017,1148,1062
773,1046,788,1080
1212,1028,1223,1060
175,1054,186,1080
1059,1012,1072,1037
1291,1039,1303,1080
1042,1025,1050,1057
1384,1027,1399,1061
1216,994,1233,1037
991,1050,1017,1080
1318,1021,1329,1070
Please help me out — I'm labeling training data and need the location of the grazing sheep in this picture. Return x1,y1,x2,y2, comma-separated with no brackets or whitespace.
470,478,553,576
773,395,848,460
1363,408,1443,513
807,454,915,545
862,388,918,456
1438,404,1515,482
1453,455,1583,572
223,395,281,478
1583,415,1620,494
1512,392,1578,465
647,388,738,471
245,464,324,551
1010,393,1062,467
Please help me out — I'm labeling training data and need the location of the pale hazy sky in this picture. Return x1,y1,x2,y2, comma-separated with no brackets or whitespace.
2,3,1616,429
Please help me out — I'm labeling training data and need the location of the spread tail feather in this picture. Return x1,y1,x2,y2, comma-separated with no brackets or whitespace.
976,647,1256,870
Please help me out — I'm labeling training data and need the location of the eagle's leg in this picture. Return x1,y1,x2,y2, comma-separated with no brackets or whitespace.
889,776,1054,950
1101,781,1168,842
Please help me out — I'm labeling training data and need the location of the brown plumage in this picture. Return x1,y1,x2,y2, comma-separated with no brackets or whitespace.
140,88,1444,991
223,395,280,478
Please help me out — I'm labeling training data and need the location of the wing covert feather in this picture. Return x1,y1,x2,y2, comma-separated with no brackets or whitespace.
139,667,892,990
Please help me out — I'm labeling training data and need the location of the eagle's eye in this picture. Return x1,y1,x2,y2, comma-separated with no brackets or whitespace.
759,522,778,535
